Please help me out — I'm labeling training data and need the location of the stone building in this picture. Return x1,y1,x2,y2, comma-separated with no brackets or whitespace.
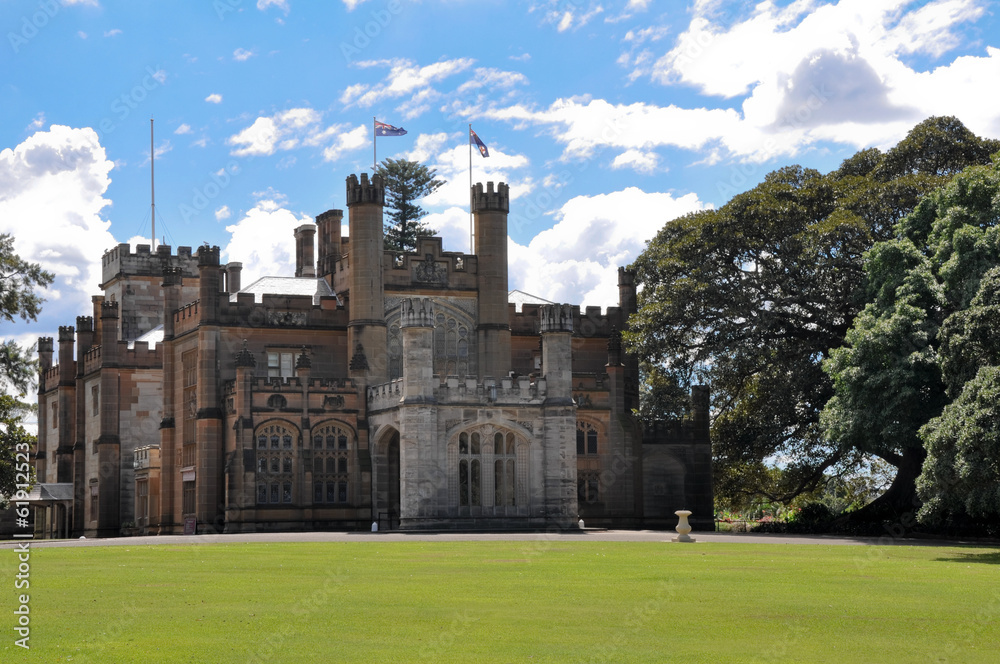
32,174,713,537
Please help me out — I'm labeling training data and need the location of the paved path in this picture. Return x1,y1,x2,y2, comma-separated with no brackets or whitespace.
3,529,995,549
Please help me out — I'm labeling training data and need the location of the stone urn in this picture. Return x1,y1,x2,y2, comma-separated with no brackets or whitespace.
672,510,695,543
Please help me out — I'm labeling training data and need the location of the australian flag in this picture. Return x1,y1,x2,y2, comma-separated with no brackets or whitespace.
375,120,407,137
470,128,489,157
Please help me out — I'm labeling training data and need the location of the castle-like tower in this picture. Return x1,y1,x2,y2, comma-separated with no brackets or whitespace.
31,174,713,538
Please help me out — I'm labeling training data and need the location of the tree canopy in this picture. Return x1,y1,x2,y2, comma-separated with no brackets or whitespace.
375,158,445,252
625,117,1000,512
0,232,53,498
823,160,1000,524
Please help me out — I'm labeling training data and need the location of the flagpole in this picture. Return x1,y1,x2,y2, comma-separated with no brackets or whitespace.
469,123,474,254
373,116,376,174
150,118,156,251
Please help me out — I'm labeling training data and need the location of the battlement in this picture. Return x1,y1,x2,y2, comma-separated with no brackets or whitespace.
197,245,221,267
346,173,385,206
101,300,119,319
101,243,198,287
58,326,75,342
400,298,435,328
76,316,94,333
509,303,627,337
471,181,509,214
540,304,573,333
367,374,548,412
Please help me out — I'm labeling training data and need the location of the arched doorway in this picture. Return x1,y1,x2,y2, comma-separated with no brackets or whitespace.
374,428,400,529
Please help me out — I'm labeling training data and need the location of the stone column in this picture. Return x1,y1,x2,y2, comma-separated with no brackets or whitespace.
56,326,76,484
195,246,224,533
398,298,439,526
473,182,512,381
158,267,182,534
73,317,95,536
230,342,256,532
97,304,120,537
540,304,577,527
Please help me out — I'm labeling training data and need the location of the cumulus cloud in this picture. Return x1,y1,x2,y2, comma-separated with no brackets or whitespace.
205,93,223,104
222,198,310,284
174,123,192,135
0,125,116,329
227,107,368,161
611,149,659,173
215,205,231,221
509,188,707,306
233,48,255,62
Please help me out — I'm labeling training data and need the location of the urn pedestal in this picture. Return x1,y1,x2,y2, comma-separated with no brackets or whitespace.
672,510,695,543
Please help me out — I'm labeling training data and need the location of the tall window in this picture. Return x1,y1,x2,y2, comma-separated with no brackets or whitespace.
267,351,295,380
386,303,474,380
255,422,296,504
494,432,516,507
578,472,600,504
458,431,482,507
312,423,353,504
182,480,196,514
576,422,599,455
51,401,57,429
91,385,99,417
89,484,98,521
181,349,197,467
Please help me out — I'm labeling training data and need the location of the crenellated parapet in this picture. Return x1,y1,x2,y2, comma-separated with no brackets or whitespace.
346,173,385,206
509,303,627,336
400,298,435,328
539,304,574,333
100,242,197,289
471,181,509,213
367,375,549,412
197,244,220,267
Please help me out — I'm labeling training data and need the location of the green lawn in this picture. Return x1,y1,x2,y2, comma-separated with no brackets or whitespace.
2,541,998,663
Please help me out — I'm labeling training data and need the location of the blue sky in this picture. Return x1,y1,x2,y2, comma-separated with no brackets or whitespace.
2,0,1000,350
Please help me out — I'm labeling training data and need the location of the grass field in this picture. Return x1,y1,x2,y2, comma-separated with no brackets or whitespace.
2,540,999,663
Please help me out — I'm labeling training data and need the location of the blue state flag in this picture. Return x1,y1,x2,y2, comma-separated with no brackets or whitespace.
375,120,407,137
470,128,489,157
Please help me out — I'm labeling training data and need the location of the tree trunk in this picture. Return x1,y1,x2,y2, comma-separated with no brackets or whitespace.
842,445,926,524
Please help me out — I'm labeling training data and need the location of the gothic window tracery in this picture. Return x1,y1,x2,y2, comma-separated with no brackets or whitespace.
255,421,297,505
312,422,353,504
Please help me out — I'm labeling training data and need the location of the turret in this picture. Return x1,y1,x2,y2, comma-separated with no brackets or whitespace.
346,173,387,381
539,304,573,405
472,181,511,381
197,245,221,324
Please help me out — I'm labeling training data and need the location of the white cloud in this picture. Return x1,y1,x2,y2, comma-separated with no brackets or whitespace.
77,31,87,39
215,205,232,221
205,93,223,104
341,58,476,114
228,108,369,162
103,28,122,37
257,0,289,12
0,125,116,325
174,123,192,135
233,48,255,62
140,140,173,166
509,188,707,307
611,149,659,173
150,69,167,84
321,125,368,162
26,113,45,132
342,0,371,9
456,68,529,94
222,198,310,285
62,0,100,5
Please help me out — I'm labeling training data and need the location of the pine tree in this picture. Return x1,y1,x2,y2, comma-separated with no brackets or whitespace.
375,158,445,252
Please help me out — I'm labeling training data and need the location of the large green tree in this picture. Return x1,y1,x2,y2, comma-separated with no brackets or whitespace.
824,161,1000,523
626,117,1000,511
0,233,54,498
375,158,445,252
